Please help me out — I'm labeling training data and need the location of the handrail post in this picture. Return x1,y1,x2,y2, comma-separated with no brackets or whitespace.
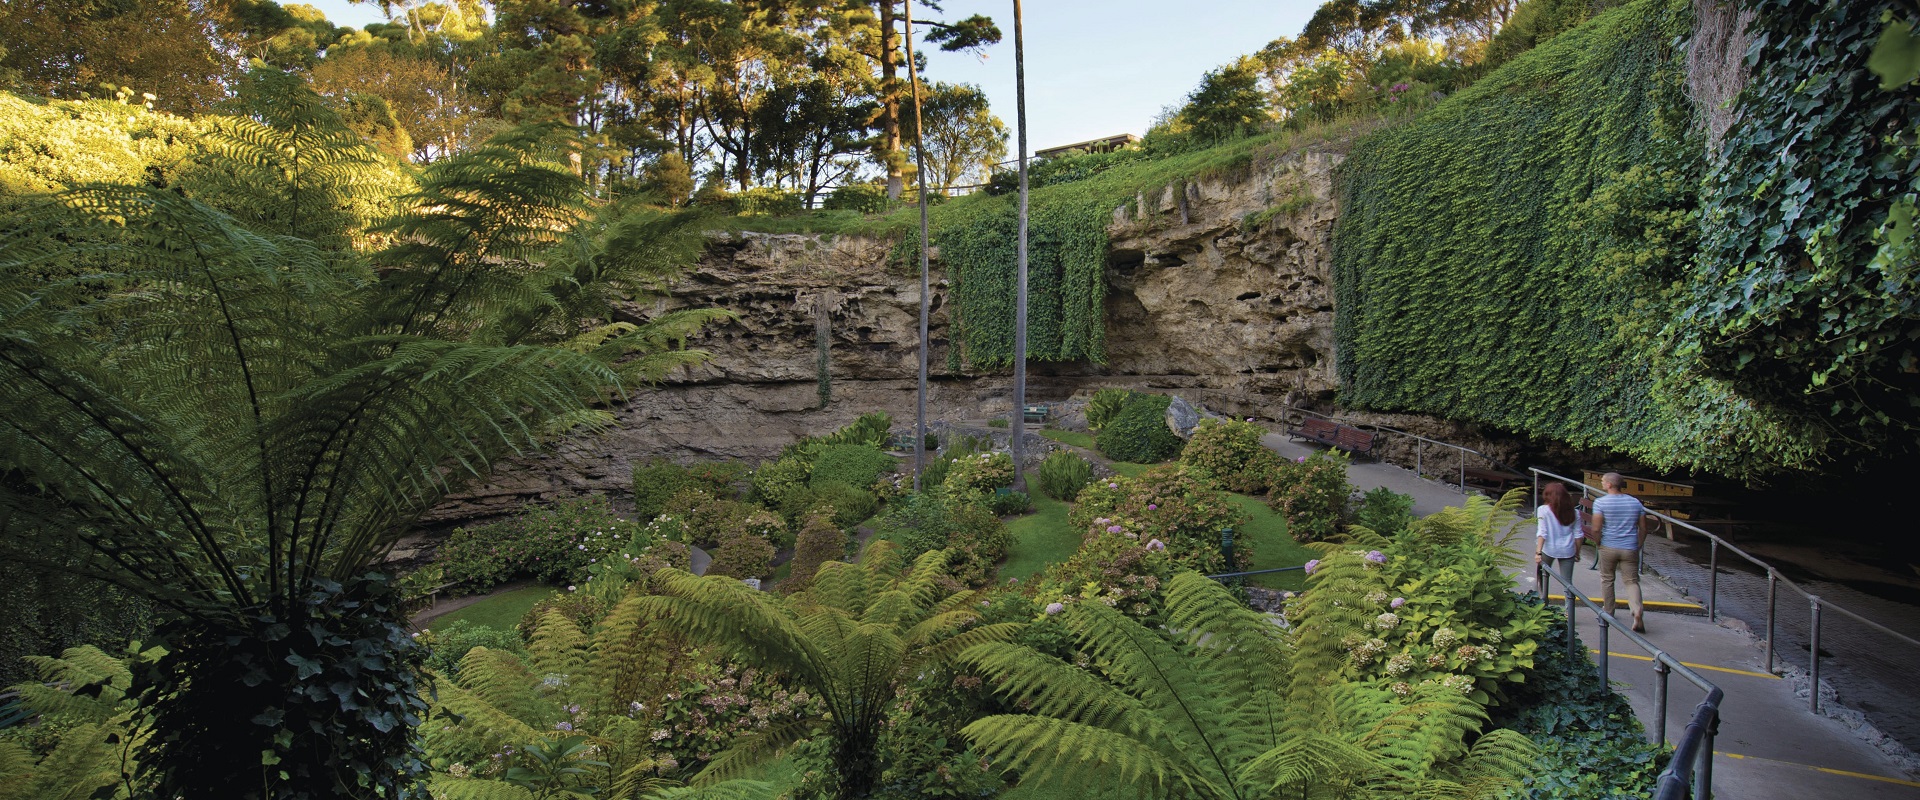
1652,660,1670,745
1708,539,1718,623
1597,614,1610,686
1766,570,1778,674
1457,449,1465,493
1416,440,1423,477
1695,710,1719,800
1809,597,1822,713
1564,579,1578,657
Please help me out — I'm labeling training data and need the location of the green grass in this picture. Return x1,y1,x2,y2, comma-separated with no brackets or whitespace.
1227,493,1313,591
427,585,555,631
998,493,1078,582
1038,429,1094,449
1106,462,1152,478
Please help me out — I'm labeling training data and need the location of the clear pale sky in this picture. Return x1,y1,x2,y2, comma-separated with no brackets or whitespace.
301,0,1322,151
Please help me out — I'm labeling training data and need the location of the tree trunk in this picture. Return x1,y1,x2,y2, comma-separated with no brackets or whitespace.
880,0,904,199
831,726,881,799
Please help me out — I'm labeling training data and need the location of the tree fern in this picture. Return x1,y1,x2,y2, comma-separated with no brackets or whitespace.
632,542,1022,799
0,75,724,798
960,568,1534,800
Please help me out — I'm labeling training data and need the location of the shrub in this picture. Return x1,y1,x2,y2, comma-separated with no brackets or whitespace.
730,186,803,215
783,512,849,592
988,489,1033,516
632,459,696,520
944,451,1015,493
810,480,878,528
1180,418,1280,493
1291,494,1554,705
874,493,1010,587
823,182,888,213
1270,450,1353,542
1354,486,1415,538
435,497,645,591
418,619,524,676
1097,393,1184,463
808,444,897,491
1027,526,1176,619
1069,464,1249,575
1035,450,1093,501
1085,388,1133,431
987,417,1009,428
706,527,776,579
750,456,810,510
664,489,761,549
686,460,749,497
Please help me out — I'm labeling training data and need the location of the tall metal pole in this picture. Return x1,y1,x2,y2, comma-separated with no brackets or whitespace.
1009,0,1030,491
904,3,931,492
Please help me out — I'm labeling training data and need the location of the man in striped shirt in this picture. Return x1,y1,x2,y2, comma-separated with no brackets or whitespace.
1586,472,1651,632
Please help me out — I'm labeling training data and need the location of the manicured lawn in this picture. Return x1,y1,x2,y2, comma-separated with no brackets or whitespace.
1107,461,1152,478
999,493,1079,582
426,585,554,631
1038,428,1094,449
1227,493,1313,591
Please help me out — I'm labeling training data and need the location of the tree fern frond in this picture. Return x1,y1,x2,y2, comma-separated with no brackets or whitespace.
903,622,1026,672
957,642,1151,735
641,780,780,800
961,715,1202,800
421,775,536,800
452,648,545,726
1239,730,1385,794
527,609,590,680
689,717,816,786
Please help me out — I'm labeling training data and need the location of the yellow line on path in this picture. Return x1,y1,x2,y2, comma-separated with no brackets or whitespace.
1547,594,1701,611
1720,752,1920,788
1589,649,1781,680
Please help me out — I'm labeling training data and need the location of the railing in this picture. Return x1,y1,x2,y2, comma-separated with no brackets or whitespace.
1269,404,1524,494
1535,562,1723,800
1529,467,1920,715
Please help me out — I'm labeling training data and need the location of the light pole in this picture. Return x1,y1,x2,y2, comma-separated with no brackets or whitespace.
1009,0,1030,491
904,2,933,492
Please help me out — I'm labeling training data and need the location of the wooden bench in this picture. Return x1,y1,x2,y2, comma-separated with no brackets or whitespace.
1331,425,1375,458
1462,467,1527,494
1022,404,1049,424
1288,417,1340,446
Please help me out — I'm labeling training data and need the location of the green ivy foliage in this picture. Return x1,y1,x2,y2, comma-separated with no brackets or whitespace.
1331,0,1819,476
1490,616,1667,799
1675,0,1920,451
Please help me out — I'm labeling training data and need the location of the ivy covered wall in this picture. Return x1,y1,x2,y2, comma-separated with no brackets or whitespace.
1331,0,1828,477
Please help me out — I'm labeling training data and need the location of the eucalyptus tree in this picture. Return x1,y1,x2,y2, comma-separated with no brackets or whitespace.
835,0,1001,198
0,78,720,799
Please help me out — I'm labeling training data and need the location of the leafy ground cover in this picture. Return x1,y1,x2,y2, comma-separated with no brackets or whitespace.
422,585,554,632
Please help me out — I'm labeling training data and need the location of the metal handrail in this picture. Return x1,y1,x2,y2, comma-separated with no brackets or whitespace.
1529,467,1920,714
1535,561,1723,800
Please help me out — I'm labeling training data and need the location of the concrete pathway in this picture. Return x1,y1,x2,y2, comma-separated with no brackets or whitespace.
1263,429,1920,799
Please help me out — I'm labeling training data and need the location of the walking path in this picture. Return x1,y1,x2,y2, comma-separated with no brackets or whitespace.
1260,431,1920,799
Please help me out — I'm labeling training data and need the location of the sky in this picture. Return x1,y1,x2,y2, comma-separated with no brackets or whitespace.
300,0,1322,151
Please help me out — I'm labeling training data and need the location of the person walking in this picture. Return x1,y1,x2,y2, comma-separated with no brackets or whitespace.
1587,472,1651,632
1535,481,1582,589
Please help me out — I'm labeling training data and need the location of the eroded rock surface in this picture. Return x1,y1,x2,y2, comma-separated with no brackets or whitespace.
429,147,1352,523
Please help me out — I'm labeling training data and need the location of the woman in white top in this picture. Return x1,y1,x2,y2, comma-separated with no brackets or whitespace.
1535,481,1583,587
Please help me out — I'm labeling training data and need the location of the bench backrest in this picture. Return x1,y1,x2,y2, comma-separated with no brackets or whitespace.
1300,417,1338,437
1334,426,1375,452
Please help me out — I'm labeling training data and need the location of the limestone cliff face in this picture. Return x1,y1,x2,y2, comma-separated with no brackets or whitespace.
425,147,1348,522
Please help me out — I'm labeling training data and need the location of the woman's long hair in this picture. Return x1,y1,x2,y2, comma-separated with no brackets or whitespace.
1543,481,1576,526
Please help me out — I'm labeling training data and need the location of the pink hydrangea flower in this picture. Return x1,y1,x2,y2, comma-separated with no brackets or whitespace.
1108,482,1118,489
1304,559,1321,575
1145,538,1166,551
1147,504,1157,511
1365,550,1387,564
1107,525,1124,534
1390,597,1406,609
1044,602,1065,615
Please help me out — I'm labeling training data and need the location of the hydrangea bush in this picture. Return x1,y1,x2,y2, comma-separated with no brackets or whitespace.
434,497,646,592
1068,464,1249,575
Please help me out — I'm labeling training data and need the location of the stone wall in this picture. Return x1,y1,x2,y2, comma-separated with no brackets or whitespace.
426,143,1512,523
